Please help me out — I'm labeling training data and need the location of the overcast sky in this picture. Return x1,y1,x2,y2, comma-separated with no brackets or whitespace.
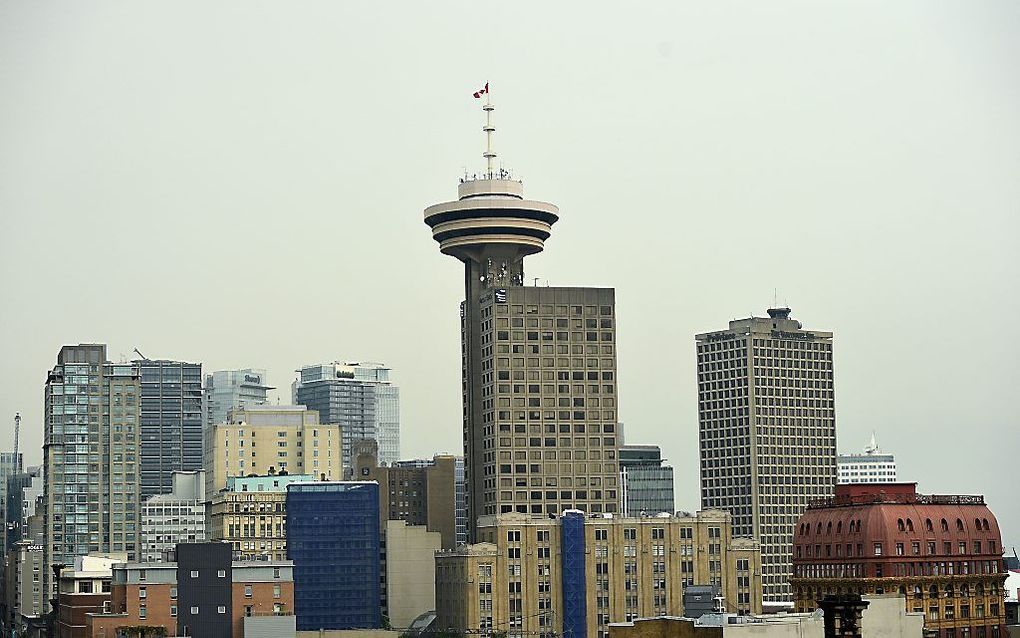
1,1,1017,550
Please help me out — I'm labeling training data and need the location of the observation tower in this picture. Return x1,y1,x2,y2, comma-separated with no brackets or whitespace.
423,86,620,543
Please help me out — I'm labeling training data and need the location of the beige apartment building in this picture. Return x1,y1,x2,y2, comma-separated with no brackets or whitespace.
207,474,315,561
435,510,762,638
203,405,341,496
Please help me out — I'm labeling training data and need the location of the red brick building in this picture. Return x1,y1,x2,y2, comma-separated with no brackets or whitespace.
791,483,1006,638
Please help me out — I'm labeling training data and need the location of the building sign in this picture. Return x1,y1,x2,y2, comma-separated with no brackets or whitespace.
336,370,355,379
244,374,262,384
495,288,507,303
770,330,816,340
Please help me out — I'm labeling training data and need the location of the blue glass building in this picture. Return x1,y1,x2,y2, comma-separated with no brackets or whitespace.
286,481,381,630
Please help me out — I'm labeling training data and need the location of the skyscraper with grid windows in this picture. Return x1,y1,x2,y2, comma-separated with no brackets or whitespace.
42,344,141,598
424,95,621,541
696,307,836,604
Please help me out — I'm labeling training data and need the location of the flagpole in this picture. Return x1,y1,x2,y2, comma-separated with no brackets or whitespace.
483,83,495,177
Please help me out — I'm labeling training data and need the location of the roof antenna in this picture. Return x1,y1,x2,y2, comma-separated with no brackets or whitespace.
472,82,495,177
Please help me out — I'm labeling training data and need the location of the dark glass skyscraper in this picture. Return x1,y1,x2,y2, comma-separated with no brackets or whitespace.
286,481,380,631
136,359,203,499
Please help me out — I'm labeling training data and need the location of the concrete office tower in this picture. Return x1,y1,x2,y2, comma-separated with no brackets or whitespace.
203,368,274,427
202,405,340,496
286,481,381,631
619,444,675,517
140,470,206,562
293,361,400,470
42,344,142,599
696,308,837,605
424,98,620,539
837,433,897,484
134,358,203,500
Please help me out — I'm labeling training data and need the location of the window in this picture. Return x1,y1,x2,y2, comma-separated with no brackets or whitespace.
874,543,883,556
217,569,226,578
218,606,226,614
191,606,199,615
139,605,147,620
170,587,177,599
139,587,147,599
273,585,281,599
170,605,177,617
244,585,253,598
190,570,199,578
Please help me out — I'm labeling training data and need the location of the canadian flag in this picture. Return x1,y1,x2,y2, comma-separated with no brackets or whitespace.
473,82,489,98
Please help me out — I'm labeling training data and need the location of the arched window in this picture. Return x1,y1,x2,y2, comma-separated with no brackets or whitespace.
929,585,938,598
913,586,922,599
944,584,954,598
857,519,862,533
976,583,985,596
975,518,982,530
817,522,823,535
960,584,969,597
926,518,933,532
827,521,832,535
837,521,842,534
982,518,989,531
941,518,949,532
906,519,914,532
897,519,905,532
957,518,965,531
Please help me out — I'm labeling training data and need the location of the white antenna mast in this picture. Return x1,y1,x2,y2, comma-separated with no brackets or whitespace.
483,84,496,176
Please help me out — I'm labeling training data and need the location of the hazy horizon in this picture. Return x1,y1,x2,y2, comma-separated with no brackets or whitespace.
1,1,1017,551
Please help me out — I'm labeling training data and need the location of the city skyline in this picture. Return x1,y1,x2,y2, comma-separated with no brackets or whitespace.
0,0,1017,555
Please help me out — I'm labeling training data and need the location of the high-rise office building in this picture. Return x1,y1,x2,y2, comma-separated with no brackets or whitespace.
203,405,340,496
424,98,620,540
43,344,142,598
696,308,836,604
619,444,675,517
837,433,897,484
293,361,400,470
286,481,381,631
203,368,274,427
135,358,203,500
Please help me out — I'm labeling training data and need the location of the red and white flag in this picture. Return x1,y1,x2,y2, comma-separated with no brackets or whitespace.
473,82,489,98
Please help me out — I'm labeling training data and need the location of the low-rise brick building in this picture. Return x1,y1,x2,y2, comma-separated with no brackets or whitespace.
791,483,1006,638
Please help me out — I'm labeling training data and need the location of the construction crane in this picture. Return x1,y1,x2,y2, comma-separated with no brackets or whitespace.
13,412,21,473
133,348,148,360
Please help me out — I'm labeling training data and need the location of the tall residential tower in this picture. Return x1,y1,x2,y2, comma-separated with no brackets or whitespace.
203,368,273,427
42,344,142,597
696,308,836,604
425,92,620,540
293,361,400,469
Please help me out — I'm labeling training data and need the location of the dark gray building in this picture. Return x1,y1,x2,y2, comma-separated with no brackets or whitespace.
176,542,233,638
424,107,621,539
619,444,675,516
136,358,203,500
